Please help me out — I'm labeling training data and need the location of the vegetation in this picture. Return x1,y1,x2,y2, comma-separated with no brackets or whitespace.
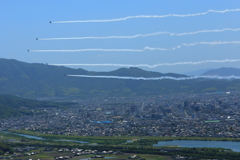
126,139,158,146
0,143,13,155
2,131,240,159
1,59,240,98
0,95,74,119
8,142,240,160
10,130,240,142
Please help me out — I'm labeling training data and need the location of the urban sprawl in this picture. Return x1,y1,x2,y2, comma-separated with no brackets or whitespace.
1,92,240,138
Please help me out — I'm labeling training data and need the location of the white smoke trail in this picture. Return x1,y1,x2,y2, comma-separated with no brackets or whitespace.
49,59,240,68
51,9,240,23
29,49,142,52
66,75,240,80
38,28,240,40
29,41,240,52
144,41,240,51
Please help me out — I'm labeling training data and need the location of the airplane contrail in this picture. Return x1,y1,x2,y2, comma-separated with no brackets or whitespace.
28,41,240,52
51,9,240,23
38,28,240,40
49,59,240,68
66,75,240,80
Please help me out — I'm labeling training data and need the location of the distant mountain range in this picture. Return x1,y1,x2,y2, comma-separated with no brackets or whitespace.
1,58,240,97
202,67,240,76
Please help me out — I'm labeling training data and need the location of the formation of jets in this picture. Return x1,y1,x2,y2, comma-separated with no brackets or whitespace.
29,20,71,77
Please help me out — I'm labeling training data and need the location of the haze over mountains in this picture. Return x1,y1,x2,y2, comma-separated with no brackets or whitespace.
202,67,240,76
184,68,213,76
1,58,240,97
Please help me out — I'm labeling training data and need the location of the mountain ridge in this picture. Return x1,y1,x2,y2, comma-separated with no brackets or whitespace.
0,58,240,97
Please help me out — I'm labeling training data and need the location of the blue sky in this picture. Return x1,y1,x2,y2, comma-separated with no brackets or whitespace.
1,0,240,74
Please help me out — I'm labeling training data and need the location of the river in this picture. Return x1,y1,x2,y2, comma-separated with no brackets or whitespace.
4,132,240,151
3,132,89,144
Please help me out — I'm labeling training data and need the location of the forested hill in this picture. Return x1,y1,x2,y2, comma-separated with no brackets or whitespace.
0,95,72,119
0,58,240,97
100,67,187,78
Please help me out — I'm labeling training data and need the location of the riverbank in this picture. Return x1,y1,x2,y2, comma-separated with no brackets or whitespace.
9,130,240,142
2,131,240,160
3,130,240,152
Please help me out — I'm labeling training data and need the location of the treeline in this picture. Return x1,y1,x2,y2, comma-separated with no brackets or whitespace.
126,139,158,146
91,139,126,145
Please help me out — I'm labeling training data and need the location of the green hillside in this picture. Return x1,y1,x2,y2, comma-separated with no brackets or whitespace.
0,58,240,97
0,95,72,119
